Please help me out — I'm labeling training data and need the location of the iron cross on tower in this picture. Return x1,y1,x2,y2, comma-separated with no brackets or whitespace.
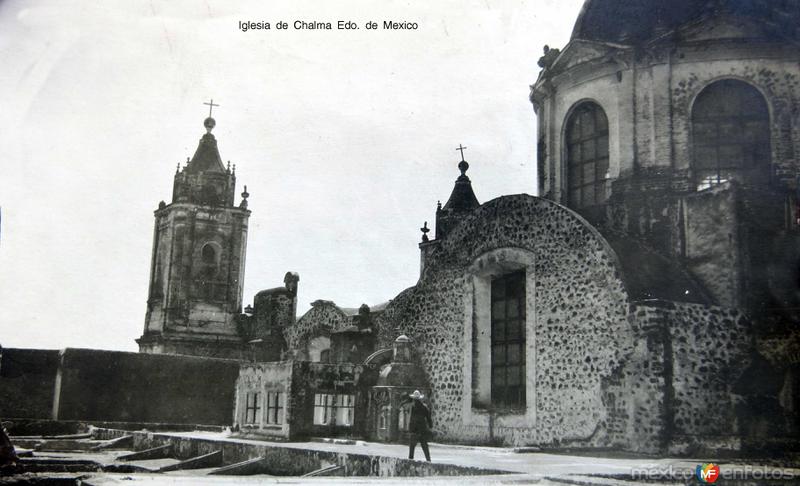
456,144,467,162
204,99,220,117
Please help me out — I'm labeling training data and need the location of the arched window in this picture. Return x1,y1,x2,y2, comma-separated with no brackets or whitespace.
566,102,609,209
201,244,217,264
197,243,219,299
398,403,410,431
308,336,331,362
692,79,771,189
201,184,220,206
319,349,331,363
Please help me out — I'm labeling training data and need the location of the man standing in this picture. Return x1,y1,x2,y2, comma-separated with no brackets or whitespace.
407,390,433,462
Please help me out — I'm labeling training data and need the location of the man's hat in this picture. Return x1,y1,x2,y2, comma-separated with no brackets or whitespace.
409,390,424,400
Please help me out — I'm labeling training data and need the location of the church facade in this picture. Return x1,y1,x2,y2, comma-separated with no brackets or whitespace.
140,0,800,454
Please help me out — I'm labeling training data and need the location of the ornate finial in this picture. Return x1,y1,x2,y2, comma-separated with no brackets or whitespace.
436,200,442,211
420,221,430,242
227,161,231,172
176,162,180,173
458,159,469,176
240,185,249,209
232,164,236,174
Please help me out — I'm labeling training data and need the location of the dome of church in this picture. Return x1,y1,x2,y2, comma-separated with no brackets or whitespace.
571,0,800,44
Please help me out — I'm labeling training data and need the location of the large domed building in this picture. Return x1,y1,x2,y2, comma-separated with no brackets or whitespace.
532,0,800,324
524,0,800,452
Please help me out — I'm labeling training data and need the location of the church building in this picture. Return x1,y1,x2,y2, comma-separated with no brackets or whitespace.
139,0,800,455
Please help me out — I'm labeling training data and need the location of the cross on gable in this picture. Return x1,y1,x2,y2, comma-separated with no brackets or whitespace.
456,144,467,161
203,99,220,117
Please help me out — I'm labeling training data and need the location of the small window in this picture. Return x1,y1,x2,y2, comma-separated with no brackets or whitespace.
201,244,217,264
265,391,285,425
201,184,220,206
319,349,331,363
398,403,410,431
379,405,390,430
244,391,261,425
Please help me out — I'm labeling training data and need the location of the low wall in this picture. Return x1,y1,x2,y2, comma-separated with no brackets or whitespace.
51,348,241,425
94,428,513,477
0,348,60,419
4,419,224,437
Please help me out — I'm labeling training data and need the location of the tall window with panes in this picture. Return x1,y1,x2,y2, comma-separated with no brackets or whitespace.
566,102,609,209
313,393,335,425
265,391,284,425
244,391,261,425
335,394,355,426
491,271,526,409
691,79,771,190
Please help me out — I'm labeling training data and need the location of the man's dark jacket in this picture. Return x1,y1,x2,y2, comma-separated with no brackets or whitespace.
409,400,432,435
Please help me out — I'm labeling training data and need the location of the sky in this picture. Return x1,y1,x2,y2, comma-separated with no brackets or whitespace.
0,0,585,351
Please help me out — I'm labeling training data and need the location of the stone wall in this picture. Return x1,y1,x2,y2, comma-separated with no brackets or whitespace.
286,301,352,359
100,429,512,477
0,348,60,419
666,302,751,446
597,305,670,453
52,348,240,425
600,300,753,455
374,195,633,447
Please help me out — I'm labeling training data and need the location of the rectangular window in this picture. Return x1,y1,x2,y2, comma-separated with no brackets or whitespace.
244,391,261,425
335,394,355,426
491,271,526,409
398,403,410,431
313,393,335,425
313,393,355,426
265,391,285,425
379,405,390,430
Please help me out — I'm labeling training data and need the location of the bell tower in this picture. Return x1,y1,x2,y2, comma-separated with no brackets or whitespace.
137,105,251,359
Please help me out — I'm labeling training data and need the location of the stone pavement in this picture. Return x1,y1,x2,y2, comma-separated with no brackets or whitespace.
7,431,800,485
143,431,800,483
